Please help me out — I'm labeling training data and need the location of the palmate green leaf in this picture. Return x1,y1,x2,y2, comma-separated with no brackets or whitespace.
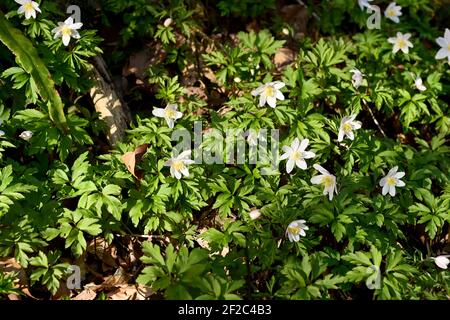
0,11,67,132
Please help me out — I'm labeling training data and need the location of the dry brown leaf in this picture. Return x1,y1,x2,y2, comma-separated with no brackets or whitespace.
121,143,149,179
274,48,296,70
107,284,153,300
73,288,97,300
0,257,37,300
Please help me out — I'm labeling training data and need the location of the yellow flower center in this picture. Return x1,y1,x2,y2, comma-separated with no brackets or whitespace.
447,44,450,51
397,39,407,49
61,26,72,36
323,175,334,188
292,150,302,161
165,108,176,119
172,160,184,171
387,9,396,17
386,176,397,186
24,2,34,12
264,86,275,97
287,226,300,235
343,122,352,133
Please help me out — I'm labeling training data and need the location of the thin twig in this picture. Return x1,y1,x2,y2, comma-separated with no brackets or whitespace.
361,98,386,137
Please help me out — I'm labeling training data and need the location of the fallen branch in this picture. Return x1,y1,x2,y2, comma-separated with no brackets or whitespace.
90,56,131,146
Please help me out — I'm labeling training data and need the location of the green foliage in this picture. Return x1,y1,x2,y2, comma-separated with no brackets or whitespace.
0,11,67,132
0,0,449,300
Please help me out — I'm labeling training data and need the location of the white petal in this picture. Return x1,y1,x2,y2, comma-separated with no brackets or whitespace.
388,166,398,176
152,108,166,118
273,81,285,89
434,256,450,269
337,128,345,142
72,31,81,39
259,94,267,107
174,111,183,119
279,151,290,161
328,190,334,201
352,121,362,130
394,171,405,179
299,138,309,151
291,138,300,150
389,185,396,196
436,36,447,48
62,34,71,46
382,183,389,195
174,169,182,180
178,150,192,160
313,164,329,175
297,159,307,170
166,118,174,128
72,22,83,30
445,28,450,42
379,177,387,187
251,85,265,96
180,166,189,177
286,158,295,174
310,175,324,185
303,151,315,159
266,96,277,108
396,180,405,187
347,130,355,140
164,160,172,167
275,90,284,101
435,48,450,60
64,17,74,25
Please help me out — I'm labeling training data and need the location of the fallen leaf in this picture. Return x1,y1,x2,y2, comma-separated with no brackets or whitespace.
73,288,97,300
107,284,153,300
0,257,37,300
274,48,296,70
121,144,149,179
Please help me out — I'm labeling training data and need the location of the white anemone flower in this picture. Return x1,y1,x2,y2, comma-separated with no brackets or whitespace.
384,2,402,23
310,164,337,200
350,68,364,89
435,28,450,64
338,114,362,142
15,0,41,19
432,255,450,269
251,81,285,108
379,166,406,196
358,0,373,10
414,76,426,91
279,138,315,174
19,130,33,141
164,150,195,180
249,209,261,220
152,103,183,129
388,32,413,54
286,220,309,242
52,17,83,46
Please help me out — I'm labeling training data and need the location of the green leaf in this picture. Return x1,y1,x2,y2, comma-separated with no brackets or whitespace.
0,11,67,132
